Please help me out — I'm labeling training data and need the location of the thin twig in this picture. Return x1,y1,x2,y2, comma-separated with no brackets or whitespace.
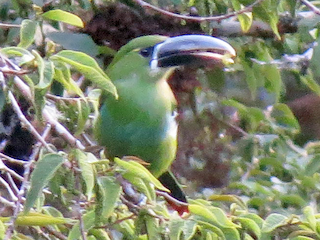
29,123,52,161
96,214,136,228
7,91,53,151
301,0,320,15
3,125,52,239
81,133,95,146
0,68,33,75
120,195,141,213
0,23,21,28
0,153,26,165
116,173,146,206
0,176,18,201
2,163,24,182
0,65,52,151
46,93,82,103
0,53,86,149
207,111,248,137
133,0,265,22
34,228,51,240
73,164,87,240
43,226,68,240
42,107,85,149
4,160,32,239
0,196,16,207
155,190,189,208
5,173,20,195
78,204,87,240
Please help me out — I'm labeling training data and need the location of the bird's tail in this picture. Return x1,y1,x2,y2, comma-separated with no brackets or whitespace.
158,171,189,215
158,171,186,203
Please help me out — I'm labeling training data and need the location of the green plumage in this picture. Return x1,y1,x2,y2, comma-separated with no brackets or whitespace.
94,35,235,203
94,36,177,177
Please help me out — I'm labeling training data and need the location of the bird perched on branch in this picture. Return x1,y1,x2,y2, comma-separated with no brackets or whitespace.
94,35,235,212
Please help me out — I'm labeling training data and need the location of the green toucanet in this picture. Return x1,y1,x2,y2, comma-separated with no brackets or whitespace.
94,35,235,204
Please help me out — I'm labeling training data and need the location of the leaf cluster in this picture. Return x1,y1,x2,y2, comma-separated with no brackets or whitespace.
2,0,320,240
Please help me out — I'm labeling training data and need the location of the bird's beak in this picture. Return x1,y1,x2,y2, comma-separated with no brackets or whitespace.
151,35,236,69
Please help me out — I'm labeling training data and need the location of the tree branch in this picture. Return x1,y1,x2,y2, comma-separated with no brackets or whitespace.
0,23,21,29
301,0,320,15
133,0,265,22
0,54,86,150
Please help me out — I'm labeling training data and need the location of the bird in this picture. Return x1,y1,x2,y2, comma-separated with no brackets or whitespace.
94,35,235,210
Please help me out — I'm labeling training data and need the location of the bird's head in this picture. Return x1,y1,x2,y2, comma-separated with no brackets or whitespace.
107,35,235,80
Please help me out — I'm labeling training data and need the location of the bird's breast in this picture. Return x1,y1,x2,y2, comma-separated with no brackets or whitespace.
95,77,177,174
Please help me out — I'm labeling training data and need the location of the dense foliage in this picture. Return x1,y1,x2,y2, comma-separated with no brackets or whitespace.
1,0,320,239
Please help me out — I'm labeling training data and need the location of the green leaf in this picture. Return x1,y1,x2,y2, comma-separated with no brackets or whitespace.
46,32,100,57
0,47,35,65
16,213,69,226
72,150,95,200
271,103,300,131
231,0,252,32
75,99,90,135
96,176,121,218
189,204,238,228
262,213,287,233
222,227,240,240
126,173,156,201
53,62,84,97
235,217,261,239
303,206,316,231
114,158,169,193
168,220,184,240
182,220,198,240
290,237,317,240
25,154,64,213
245,182,274,196
300,73,320,95
50,50,117,97
88,89,102,115
222,99,265,131
244,233,255,240
89,229,111,240
0,88,5,114
253,0,280,39
222,99,247,112
310,36,320,81
68,210,96,240
34,87,47,121
42,10,84,28
32,50,54,89
239,12,253,33
196,220,226,239
42,206,65,218
0,220,4,239
208,195,247,210
305,155,320,175
242,56,258,99
262,64,282,102
205,231,217,240
286,0,296,16
169,219,197,240
259,157,283,169
18,19,37,48
280,195,306,207
239,213,264,228
145,214,160,239
0,212,69,226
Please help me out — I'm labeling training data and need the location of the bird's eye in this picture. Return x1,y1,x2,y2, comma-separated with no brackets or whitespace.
139,47,154,58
